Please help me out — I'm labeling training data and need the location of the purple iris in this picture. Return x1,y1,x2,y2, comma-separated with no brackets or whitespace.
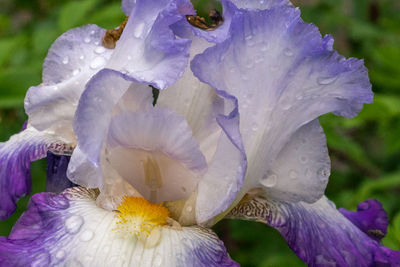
0,0,399,266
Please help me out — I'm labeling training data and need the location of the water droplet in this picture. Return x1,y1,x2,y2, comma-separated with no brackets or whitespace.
284,48,293,56
94,41,100,45
134,22,146,38
80,229,94,242
65,215,84,234
186,206,193,212
90,56,106,69
55,250,66,260
90,30,95,35
289,170,298,179
251,123,258,131
260,43,269,51
245,34,253,41
260,172,277,187
127,55,132,60
318,167,330,180
94,46,106,54
153,254,163,266
62,57,69,64
84,37,91,43
245,59,254,69
72,69,81,76
317,76,338,85
79,55,85,60
299,156,308,163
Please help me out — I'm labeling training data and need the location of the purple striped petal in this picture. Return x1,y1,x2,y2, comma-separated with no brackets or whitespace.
0,128,72,220
267,197,400,266
0,187,238,267
339,199,389,242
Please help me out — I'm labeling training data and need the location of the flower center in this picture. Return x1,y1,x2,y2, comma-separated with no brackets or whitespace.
115,196,169,239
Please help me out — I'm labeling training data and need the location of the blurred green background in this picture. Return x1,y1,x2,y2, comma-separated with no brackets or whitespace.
0,0,399,266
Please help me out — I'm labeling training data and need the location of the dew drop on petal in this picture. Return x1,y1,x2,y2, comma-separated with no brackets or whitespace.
299,155,308,163
80,229,94,242
55,250,66,261
134,22,146,38
65,215,84,234
94,46,106,54
84,37,91,43
284,48,293,56
62,56,69,64
90,56,106,69
260,172,277,187
317,76,338,85
289,170,298,179
79,55,85,60
90,30,95,35
72,69,81,76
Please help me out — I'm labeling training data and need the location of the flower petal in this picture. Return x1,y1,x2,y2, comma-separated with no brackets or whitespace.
339,199,389,242
68,69,153,188
107,0,192,89
261,119,330,203
106,109,207,202
24,24,113,139
0,187,238,267
0,127,73,220
228,196,400,266
191,6,373,199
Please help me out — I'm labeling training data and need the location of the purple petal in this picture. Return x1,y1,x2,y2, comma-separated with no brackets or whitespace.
107,0,192,89
267,197,400,266
46,153,76,194
191,5,373,201
339,199,389,242
0,128,68,220
0,187,238,267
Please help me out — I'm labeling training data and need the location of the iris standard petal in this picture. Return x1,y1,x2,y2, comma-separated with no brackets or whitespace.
24,24,113,140
0,127,73,219
68,69,153,188
228,195,400,266
0,187,238,267
192,5,373,201
107,0,192,89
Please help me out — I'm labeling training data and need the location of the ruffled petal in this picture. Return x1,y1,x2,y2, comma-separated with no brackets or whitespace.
156,36,223,164
191,5,373,200
68,69,153,188
0,127,73,220
339,199,389,242
228,196,400,266
24,24,113,139
0,187,238,267
107,0,192,89
261,119,330,203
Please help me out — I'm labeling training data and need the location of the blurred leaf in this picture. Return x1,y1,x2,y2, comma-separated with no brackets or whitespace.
356,171,400,200
58,0,98,31
87,3,125,29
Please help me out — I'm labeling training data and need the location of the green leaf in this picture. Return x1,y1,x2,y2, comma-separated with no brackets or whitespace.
58,0,98,31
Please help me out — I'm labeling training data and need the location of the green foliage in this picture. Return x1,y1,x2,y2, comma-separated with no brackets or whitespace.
0,0,399,266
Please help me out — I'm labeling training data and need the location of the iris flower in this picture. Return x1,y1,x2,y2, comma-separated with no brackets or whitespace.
0,0,399,266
